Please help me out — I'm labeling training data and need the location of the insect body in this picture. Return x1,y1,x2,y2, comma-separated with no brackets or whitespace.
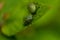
24,14,33,26
24,2,40,26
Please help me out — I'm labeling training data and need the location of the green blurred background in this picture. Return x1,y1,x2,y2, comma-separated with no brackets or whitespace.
0,0,60,40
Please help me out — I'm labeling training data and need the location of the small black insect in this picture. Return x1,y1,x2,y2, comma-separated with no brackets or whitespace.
24,2,40,26
24,14,33,26
28,2,40,15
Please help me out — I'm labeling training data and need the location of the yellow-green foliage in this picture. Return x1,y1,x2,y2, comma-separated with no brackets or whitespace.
0,0,60,40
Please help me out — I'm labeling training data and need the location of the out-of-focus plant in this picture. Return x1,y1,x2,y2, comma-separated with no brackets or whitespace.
0,0,60,40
